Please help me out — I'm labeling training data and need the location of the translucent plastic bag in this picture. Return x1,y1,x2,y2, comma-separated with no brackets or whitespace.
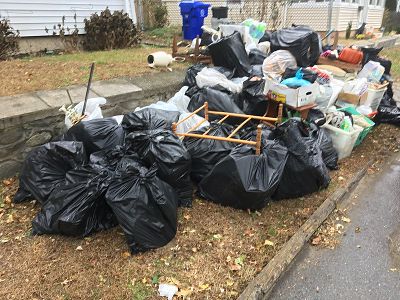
65,97,107,129
262,50,297,76
167,86,190,113
195,67,244,93
176,113,209,134
134,101,180,113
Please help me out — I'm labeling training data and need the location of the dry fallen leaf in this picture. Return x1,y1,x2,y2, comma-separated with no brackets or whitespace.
75,246,83,251
229,264,241,271
341,217,351,223
355,227,361,233
226,280,234,287
311,236,321,245
264,240,274,247
121,251,131,258
183,215,190,220
199,283,210,290
6,214,14,224
177,289,192,297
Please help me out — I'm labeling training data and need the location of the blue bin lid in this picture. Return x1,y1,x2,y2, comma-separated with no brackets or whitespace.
179,1,210,9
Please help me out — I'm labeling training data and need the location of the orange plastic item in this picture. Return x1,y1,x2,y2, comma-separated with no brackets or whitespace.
338,48,363,65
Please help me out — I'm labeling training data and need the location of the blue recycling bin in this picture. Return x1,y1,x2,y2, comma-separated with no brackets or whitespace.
179,1,210,40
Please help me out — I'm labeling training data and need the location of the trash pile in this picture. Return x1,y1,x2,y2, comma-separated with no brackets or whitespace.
13,21,399,254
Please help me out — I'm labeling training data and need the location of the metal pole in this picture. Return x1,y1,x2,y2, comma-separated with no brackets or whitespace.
82,62,95,116
327,0,334,46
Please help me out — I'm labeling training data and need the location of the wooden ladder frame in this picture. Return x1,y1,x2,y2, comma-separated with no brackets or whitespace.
172,102,283,155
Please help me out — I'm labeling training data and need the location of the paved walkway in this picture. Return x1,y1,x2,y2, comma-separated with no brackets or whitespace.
269,153,400,300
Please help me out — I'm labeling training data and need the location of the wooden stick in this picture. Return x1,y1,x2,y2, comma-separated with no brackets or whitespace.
194,35,200,62
208,110,278,122
174,104,206,126
255,124,263,155
204,101,209,121
172,35,178,57
177,132,257,146
228,117,252,138
217,115,230,124
277,103,283,124
187,118,208,133
171,122,177,135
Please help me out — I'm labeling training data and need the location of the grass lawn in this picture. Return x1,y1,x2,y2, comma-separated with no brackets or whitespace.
0,45,187,97
381,46,400,80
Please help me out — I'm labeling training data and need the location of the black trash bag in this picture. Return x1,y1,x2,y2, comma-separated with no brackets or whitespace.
259,30,272,43
126,129,193,207
248,48,267,65
32,165,117,237
185,85,201,98
14,141,87,204
105,163,178,253
200,31,214,46
282,67,318,83
122,108,180,133
198,140,288,210
360,47,382,66
309,123,339,170
272,119,330,200
183,122,239,183
64,118,125,156
355,23,366,36
240,78,268,116
306,108,327,126
376,94,400,126
239,123,275,142
208,32,252,77
188,86,244,124
184,64,206,87
270,26,321,67
89,145,131,171
250,64,264,77
212,66,235,79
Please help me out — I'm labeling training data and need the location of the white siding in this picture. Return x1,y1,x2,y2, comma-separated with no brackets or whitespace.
0,0,129,37
365,6,384,29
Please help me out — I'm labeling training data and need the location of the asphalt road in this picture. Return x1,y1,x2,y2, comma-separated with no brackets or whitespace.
269,153,400,300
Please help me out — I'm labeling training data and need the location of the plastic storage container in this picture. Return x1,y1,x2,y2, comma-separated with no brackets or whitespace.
322,123,363,160
179,1,211,40
364,86,387,111
211,6,228,19
338,106,375,146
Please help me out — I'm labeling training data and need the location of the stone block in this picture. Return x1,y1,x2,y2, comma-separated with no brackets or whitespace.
0,93,49,119
0,160,22,178
0,127,24,145
67,85,100,104
90,79,142,103
26,131,52,147
36,89,72,108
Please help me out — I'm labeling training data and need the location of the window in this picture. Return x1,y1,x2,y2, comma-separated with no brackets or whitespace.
369,0,375,5
376,0,381,6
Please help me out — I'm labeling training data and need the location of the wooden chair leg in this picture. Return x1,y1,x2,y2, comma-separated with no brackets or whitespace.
255,124,262,155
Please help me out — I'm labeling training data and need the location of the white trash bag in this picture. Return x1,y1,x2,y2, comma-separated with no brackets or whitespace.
64,97,107,129
167,86,191,113
196,67,244,93
158,284,178,300
262,50,297,76
134,100,180,113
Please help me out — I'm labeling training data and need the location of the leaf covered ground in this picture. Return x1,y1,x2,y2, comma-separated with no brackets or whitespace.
0,124,399,300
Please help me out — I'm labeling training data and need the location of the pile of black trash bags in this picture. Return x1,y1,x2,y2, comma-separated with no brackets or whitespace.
14,100,338,253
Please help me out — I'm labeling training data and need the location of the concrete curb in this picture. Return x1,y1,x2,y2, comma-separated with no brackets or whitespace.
237,160,373,300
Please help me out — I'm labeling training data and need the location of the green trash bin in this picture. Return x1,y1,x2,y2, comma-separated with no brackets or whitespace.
338,106,375,147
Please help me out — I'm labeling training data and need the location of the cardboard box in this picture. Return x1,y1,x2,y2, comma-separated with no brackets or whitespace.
264,78,319,107
337,91,368,106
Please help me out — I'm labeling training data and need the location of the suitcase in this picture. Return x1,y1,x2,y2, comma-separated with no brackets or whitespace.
338,48,363,65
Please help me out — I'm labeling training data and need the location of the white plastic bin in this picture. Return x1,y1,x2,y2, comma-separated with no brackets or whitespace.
364,87,387,111
322,124,363,160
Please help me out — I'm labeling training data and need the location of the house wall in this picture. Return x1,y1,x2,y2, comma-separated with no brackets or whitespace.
0,0,136,37
365,6,385,29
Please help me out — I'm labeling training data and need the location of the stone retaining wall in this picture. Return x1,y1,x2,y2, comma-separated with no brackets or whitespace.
0,70,185,178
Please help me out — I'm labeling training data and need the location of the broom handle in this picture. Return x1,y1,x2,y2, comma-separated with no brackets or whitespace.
82,62,95,116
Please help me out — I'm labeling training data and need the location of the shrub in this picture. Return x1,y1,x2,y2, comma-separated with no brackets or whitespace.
83,8,140,51
382,10,400,33
143,0,169,29
0,17,19,60
45,14,80,53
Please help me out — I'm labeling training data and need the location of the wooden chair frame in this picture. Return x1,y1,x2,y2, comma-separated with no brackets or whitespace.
172,102,283,155
172,35,212,64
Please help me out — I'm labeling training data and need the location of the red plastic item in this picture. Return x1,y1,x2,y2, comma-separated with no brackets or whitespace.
338,48,363,65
